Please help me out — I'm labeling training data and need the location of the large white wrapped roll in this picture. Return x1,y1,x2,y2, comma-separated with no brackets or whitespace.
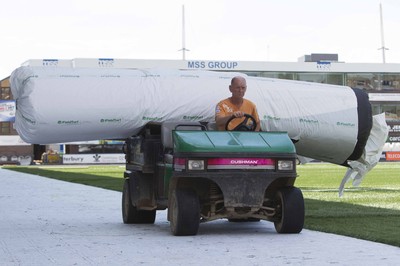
11,66,373,165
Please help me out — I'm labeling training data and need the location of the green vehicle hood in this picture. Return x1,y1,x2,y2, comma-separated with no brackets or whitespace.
173,131,296,154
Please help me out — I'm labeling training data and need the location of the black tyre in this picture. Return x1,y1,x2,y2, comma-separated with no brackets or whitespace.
170,188,200,236
274,187,304,234
122,179,156,224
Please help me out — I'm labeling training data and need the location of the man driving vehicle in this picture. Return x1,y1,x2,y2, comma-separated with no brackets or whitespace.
215,76,260,131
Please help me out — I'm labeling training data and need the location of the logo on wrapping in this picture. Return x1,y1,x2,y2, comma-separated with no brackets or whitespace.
100,118,122,123
183,115,204,120
58,120,79,125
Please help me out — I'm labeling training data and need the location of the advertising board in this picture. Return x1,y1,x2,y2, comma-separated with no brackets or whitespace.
0,100,15,122
62,153,125,164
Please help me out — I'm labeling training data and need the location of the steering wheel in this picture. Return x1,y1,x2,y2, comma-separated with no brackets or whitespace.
225,113,257,131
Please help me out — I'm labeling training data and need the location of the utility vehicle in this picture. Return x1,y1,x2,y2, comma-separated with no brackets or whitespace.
122,115,304,236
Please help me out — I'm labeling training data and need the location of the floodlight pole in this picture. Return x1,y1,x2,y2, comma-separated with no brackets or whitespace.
180,5,190,60
378,3,388,63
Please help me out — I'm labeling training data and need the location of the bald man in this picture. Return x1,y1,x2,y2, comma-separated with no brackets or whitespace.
215,76,260,131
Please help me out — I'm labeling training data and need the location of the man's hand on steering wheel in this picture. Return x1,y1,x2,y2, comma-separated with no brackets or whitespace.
225,113,257,131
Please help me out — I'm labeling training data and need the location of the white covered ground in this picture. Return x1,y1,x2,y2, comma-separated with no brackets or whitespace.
0,168,399,265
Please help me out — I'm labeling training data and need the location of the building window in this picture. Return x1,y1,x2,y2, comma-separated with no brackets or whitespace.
346,73,376,91
346,73,400,92
0,87,12,100
0,122,11,134
294,73,321,83
78,144,124,154
1,85,13,135
379,74,400,92
381,104,400,120
326,73,344,85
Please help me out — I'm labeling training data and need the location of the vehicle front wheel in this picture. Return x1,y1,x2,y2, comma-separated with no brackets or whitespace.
273,187,304,234
122,179,156,224
170,188,200,236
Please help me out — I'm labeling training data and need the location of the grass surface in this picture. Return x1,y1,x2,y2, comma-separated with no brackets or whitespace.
3,163,400,247
3,165,125,192
296,163,400,247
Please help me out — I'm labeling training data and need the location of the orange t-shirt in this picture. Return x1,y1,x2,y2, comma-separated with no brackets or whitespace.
215,98,260,130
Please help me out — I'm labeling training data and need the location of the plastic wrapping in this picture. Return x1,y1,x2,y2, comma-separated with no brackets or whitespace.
11,66,374,166
339,113,388,196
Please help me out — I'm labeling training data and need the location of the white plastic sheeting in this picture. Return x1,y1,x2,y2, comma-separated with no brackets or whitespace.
11,67,380,168
339,113,388,196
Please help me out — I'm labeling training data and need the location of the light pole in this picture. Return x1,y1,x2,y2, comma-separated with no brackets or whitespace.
179,5,190,60
378,3,388,63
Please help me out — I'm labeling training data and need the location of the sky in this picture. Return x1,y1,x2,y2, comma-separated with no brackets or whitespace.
1,0,400,78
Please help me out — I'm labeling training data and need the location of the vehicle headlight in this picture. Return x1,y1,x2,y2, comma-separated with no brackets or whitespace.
278,160,294,171
188,160,205,170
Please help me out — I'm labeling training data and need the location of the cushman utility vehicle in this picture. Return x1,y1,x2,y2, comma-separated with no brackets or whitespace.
122,115,304,236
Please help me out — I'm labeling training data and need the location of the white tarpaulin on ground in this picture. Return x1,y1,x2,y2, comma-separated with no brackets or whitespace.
10,67,387,172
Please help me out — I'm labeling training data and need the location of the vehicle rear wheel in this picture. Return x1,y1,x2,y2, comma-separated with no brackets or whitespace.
122,179,156,224
170,188,200,236
273,187,304,233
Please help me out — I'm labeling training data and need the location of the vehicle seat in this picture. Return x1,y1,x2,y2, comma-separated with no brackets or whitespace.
206,121,217,130
161,121,205,150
